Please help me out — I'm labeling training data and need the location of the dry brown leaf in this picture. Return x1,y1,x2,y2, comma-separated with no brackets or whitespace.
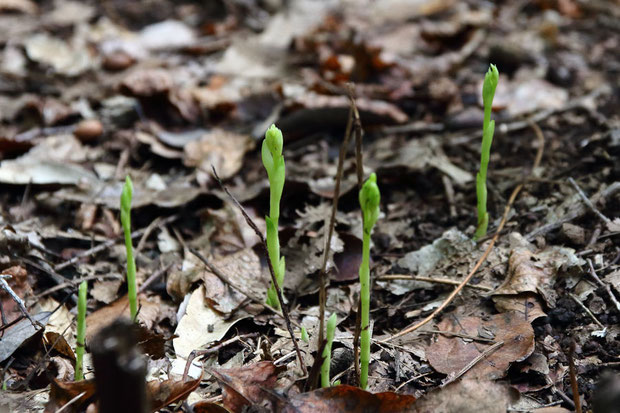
426,312,535,380
90,279,123,304
492,292,547,321
183,129,255,181
210,361,280,412
45,378,96,413
147,376,202,411
412,379,516,413
0,265,32,324
282,385,417,413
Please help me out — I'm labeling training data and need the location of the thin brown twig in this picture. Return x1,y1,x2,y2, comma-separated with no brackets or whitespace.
317,105,354,350
568,340,582,413
183,333,258,381
568,177,611,224
347,84,366,383
376,275,493,291
211,166,307,375
586,258,620,312
388,121,545,341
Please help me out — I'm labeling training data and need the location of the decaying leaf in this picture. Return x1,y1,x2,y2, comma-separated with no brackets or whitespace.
45,378,96,413
147,376,202,411
413,379,516,413
173,285,248,359
0,311,51,363
210,361,280,412
282,385,417,413
426,311,535,380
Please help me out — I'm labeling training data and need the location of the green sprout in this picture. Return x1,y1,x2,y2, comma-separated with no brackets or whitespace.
301,326,309,343
75,281,87,381
474,64,499,240
321,312,337,388
262,124,286,309
359,173,380,389
120,176,138,321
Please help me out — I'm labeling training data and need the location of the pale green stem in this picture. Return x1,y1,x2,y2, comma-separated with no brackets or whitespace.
75,281,87,381
321,313,337,387
359,229,371,390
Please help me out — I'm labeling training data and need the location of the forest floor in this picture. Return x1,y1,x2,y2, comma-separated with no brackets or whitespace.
0,0,619,412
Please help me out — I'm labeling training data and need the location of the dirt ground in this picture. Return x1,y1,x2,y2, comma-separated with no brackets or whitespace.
0,0,619,412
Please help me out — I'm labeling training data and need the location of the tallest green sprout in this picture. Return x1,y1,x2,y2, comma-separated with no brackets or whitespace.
262,124,286,309
474,64,499,240
121,176,138,320
359,173,380,390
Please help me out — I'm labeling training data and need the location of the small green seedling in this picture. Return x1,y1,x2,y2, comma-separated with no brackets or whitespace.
120,176,138,321
321,312,337,388
301,326,309,343
75,281,87,381
474,64,499,240
262,125,286,309
358,173,380,389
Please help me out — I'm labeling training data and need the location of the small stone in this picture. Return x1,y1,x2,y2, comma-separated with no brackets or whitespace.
74,119,103,142
102,51,135,71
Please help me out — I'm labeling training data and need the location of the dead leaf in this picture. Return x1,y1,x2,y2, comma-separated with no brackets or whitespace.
282,385,417,413
491,77,568,117
45,378,96,413
0,311,50,363
120,68,172,97
91,279,123,304
492,292,547,321
412,379,516,413
24,33,91,77
183,129,255,181
173,285,248,359
192,401,232,412
210,361,280,412
44,332,76,361
147,376,202,411
427,312,535,380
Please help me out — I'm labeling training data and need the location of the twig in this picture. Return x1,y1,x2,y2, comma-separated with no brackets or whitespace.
568,293,606,332
376,275,493,291
211,166,307,375
568,178,611,224
587,259,620,312
389,121,545,341
183,333,258,381
55,391,87,413
421,329,497,343
137,262,172,294
317,103,354,350
347,83,366,382
54,214,179,271
440,341,504,387
568,340,582,413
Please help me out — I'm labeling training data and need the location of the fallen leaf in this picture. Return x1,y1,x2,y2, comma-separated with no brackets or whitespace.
491,78,569,117
412,379,516,413
173,285,247,359
0,265,32,324
183,129,255,181
44,378,96,413
210,361,280,412
426,312,535,380
147,376,202,411
282,385,417,413
492,292,547,321
44,332,76,362
192,401,232,412
24,33,91,77
0,311,51,363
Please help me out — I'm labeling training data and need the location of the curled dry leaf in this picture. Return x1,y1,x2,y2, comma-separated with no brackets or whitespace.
426,311,535,380
45,378,96,413
492,292,547,321
147,376,202,411
210,361,280,413
282,385,416,413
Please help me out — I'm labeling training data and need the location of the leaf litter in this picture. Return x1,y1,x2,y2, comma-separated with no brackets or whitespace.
1,0,619,411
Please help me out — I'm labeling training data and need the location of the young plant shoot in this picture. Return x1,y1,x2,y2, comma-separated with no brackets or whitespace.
75,281,87,381
321,312,337,388
359,173,380,389
474,64,499,240
262,124,286,309
120,176,138,321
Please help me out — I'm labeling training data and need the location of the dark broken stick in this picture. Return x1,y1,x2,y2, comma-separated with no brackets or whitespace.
211,166,307,376
0,274,39,327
